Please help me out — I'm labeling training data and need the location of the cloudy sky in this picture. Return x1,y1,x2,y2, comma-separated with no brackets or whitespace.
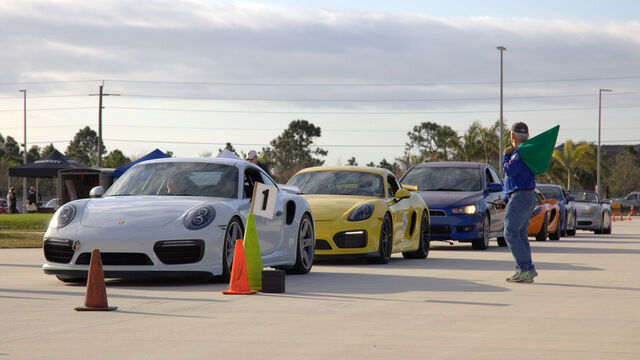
1,0,639,167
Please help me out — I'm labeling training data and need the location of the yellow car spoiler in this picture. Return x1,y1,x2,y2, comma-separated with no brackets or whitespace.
401,184,418,192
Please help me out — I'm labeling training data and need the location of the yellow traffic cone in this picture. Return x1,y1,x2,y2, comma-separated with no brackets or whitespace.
243,213,263,291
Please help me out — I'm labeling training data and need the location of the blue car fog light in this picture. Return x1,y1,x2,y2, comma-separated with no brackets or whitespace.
348,204,374,221
184,206,216,230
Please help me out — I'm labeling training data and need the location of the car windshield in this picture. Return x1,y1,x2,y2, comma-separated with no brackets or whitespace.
572,191,599,203
401,167,482,192
288,170,385,197
538,186,564,201
104,162,238,198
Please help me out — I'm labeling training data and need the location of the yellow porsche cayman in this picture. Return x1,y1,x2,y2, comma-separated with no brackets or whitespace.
288,166,430,263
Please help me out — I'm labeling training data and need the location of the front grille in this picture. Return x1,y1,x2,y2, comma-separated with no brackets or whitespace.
430,225,451,234
315,239,332,250
76,252,153,265
333,231,367,248
429,209,447,217
44,239,74,263
578,221,592,226
154,240,205,265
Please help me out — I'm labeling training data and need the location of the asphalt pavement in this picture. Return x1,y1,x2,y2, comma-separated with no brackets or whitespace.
2,221,640,359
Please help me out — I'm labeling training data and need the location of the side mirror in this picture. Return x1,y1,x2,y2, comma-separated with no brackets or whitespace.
401,184,418,192
394,188,411,200
566,195,575,202
488,183,503,193
89,186,104,198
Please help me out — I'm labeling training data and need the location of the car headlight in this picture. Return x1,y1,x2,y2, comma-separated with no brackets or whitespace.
530,207,542,218
184,206,216,230
451,205,477,215
50,204,77,229
348,204,374,221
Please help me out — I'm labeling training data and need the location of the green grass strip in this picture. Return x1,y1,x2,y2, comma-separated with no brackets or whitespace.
0,214,53,231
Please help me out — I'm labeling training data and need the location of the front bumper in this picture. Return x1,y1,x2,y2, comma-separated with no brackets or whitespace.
576,212,602,230
313,217,383,258
428,211,482,242
42,224,226,279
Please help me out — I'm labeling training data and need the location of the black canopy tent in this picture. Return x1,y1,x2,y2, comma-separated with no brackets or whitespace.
8,150,92,211
8,149,91,178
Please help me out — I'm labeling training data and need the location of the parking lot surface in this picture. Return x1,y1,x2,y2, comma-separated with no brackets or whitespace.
2,221,640,359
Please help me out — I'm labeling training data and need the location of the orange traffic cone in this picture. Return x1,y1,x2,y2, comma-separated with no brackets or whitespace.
628,214,632,221
222,240,257,295
612,214,616,222
75,249,117,311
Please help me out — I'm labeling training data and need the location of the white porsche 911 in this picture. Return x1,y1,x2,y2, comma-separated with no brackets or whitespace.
43,158,315,282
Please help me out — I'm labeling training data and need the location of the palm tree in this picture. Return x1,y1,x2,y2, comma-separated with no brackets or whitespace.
552,140,595,190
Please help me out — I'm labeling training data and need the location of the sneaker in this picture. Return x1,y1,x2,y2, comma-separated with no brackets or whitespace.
506,270,538,283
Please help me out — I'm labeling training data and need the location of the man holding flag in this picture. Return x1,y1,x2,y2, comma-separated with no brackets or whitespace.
502,122,538,283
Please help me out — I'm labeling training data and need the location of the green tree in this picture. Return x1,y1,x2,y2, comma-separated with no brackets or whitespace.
103,149,131,168
405,122,459,162
346,157,358,166
552,140,595,191
217,142,238,156
2,136,22,164
40,143,57,158
26,145,41,163
262,120,327,182
604,149,640,197
378,158,393,171
65,126,105,166
453,121,481,162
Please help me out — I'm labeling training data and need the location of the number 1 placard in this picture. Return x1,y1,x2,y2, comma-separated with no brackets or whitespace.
251,182,278,219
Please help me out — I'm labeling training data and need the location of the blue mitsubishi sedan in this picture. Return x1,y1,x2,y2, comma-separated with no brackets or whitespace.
400,162,506,250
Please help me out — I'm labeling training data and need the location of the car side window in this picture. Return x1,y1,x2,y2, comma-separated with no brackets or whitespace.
488,168,502,185
485,169,493,188
258,170,277,188
243,168,263,198
387,174,400,198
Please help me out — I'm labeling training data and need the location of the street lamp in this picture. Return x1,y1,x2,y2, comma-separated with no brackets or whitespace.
497,46,506,174
19,89,27,212
597,88,612,198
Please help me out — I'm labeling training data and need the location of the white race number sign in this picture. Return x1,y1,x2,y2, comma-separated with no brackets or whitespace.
251,182,278,219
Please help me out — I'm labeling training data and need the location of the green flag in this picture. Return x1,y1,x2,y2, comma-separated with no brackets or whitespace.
518,125,560,175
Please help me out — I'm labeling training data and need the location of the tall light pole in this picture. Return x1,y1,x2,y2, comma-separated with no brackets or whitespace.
597,88,612,198
497,46,506,174
19,89,27,212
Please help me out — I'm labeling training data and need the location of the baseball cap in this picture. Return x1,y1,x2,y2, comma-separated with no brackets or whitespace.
247,150,258,160
511,122,529,135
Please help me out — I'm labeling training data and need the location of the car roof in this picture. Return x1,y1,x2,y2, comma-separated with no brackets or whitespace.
130,157,265,174
294,166,390,177
412,161,484,169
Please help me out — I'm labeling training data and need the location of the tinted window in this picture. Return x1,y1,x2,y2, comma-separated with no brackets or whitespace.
105,162,238,198
387,175,400,197
288,171,385,197
538,186,564,201
572,191,599,203
402,167,482,192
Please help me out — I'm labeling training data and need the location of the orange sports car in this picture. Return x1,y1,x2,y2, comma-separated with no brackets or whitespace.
528,190,561,241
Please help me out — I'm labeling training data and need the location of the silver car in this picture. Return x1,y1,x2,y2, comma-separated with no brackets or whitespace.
573,190,612,234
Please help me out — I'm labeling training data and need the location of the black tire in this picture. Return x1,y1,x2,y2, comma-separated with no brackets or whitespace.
402,211,430,259
594,214,603,234
497,237,507,247
536,215,548,241
472,213,490,250
221,217,244,281
560,213,568,237
368,214,393,264
548,217,560,240
567,210,577,236
287,213,315,274
56,276,87,284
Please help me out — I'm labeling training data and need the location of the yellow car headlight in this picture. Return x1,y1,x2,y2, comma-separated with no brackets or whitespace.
451,205,477,215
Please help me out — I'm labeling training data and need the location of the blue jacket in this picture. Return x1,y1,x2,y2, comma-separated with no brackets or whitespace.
503,147,536,196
